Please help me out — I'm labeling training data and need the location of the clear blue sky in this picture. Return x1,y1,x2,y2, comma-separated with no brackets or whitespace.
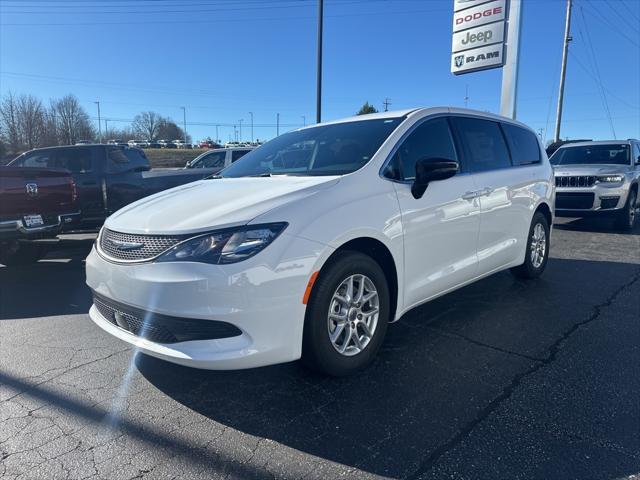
0,0,638,145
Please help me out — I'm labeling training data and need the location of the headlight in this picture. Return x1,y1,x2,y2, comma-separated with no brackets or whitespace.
596,175,624,183
157,223,287,264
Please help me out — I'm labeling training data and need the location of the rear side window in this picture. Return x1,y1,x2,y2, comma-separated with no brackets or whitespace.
231,149,251,162
452,117,511,172
12,150,52,168
51,148,93,173
384,118,457,181
502,124,541,166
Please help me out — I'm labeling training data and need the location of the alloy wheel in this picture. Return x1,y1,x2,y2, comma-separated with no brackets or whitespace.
327,274,379,356
530,222,546,269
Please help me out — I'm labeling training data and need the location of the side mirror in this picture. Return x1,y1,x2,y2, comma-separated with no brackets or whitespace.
411,158,459,199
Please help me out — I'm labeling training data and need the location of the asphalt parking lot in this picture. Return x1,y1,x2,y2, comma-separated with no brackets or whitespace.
1,218,639,480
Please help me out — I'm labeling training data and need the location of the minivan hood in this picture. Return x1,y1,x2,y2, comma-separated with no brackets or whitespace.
552,164,630,175
106,176,340,235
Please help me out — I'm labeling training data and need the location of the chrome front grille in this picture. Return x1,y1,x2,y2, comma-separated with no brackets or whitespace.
99,228,186,262
555,175,597,188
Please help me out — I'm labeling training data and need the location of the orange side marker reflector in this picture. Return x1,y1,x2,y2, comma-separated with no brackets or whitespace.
302,271,319,304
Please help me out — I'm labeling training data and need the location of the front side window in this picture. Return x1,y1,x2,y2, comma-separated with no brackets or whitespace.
550,144,630,166
502,123,541,166
383,118,457,181
220,118,403,177
452,117,511,172
231,149,251,162
198,151,226,168
51,148,93,173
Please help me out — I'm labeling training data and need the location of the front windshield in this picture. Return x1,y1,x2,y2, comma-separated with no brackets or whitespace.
219,117,403,177
550,144,630,166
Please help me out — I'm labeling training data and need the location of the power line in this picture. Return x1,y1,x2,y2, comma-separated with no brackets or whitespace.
578,5,616,139
580,0,640,48
0,5,448,26
619,0,640,22
600,0,640,34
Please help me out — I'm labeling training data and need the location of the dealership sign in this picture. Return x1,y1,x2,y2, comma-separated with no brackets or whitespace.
451,0,507,75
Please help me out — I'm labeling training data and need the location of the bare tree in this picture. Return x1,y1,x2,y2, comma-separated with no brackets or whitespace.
0,92,21,153
157,117,187,142
132,111,161,141
51,94,94,145
17,94,46,150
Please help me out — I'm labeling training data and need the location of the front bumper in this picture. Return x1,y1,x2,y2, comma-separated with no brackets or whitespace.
0,212,80,241
85,233,328,370
555,183,629,216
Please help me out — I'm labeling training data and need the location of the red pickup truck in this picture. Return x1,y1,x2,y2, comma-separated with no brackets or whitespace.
0,166,79,266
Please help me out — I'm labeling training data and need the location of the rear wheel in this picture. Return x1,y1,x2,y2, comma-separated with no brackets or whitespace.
0,242,46,266
614,189,637,231
510,211,550,279
302,251,390,376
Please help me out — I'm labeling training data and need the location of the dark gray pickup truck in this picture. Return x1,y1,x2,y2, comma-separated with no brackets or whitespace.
9,144,213,229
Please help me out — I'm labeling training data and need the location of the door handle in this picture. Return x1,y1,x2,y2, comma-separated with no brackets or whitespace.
462,191,480,200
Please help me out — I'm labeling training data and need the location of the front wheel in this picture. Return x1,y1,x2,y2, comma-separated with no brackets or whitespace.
510,211,550,279
614,189,637,231
302,251,390,376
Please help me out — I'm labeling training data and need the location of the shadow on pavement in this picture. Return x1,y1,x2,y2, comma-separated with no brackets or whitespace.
0,237,94,320
554,216,640,235
137,258,640,479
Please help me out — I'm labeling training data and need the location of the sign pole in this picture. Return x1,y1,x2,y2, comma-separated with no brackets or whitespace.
499,0,522,119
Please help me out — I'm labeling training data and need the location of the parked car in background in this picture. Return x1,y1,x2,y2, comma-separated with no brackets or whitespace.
0,166,79,265
172,140,185,149
76,140,92,145
545,139,592,157
550,139,640,230
9,144,214,229
199,140,222,149
158,139,176,149
107,139,127,146
86,107,554,376
148,141,162,149
185,147,255,171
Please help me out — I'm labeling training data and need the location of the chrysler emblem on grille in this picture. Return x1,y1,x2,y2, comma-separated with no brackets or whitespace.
107,239,144,251
25,183,38,197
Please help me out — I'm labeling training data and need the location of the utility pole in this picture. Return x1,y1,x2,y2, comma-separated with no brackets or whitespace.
383,98,391,112
94,101,102,143
104,119,109,137
301,115,306,126
554,0,573,142
180,107,187,145
234,125,238,142
215,125,219,144
238,119,243,142
276,113,280,136
316,0,323,123
248,112,254,142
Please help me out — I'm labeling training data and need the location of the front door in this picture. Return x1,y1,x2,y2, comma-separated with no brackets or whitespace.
385,117,481,309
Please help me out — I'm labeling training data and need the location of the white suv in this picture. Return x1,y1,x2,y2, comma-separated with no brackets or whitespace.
86,108,554,376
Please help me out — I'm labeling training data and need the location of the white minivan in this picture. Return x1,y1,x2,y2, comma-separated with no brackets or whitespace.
86,108,554,376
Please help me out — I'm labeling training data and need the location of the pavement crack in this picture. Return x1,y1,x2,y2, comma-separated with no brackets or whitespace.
407,268,640,480
427,326,545,362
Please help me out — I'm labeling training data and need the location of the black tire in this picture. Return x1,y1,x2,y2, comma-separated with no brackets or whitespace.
510,211,550,280
302,251,390,376
614,189,637,231
0,242,46,266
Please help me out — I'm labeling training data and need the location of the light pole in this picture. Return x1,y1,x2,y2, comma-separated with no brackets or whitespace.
316,0,323,123
238,119,243,142
215,124,219,144
94,101,102,143
301,115,306,126
180,106,187,145
276,113,280,136
248,112,254,143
